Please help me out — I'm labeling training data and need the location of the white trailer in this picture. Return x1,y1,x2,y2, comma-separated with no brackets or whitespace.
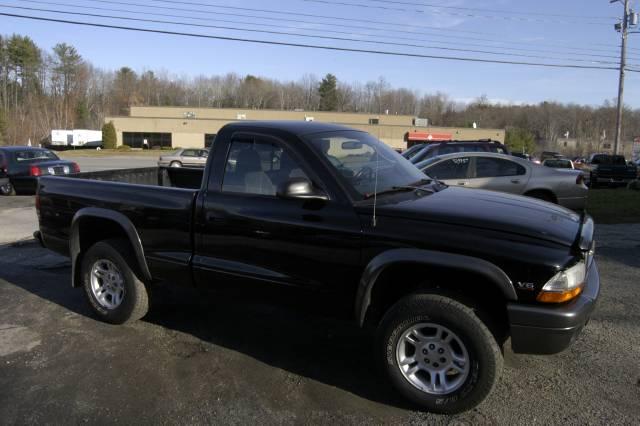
49,129,102,148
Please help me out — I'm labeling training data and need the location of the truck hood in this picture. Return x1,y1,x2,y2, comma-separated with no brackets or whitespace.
375,186,582,247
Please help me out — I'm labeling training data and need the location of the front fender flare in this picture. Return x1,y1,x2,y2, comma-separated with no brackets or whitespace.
70,207,152,287
355,248,517,326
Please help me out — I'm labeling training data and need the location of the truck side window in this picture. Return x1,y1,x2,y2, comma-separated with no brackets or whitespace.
222,140,309,196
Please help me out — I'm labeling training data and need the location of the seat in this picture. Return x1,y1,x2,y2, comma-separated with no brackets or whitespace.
225,149,274,195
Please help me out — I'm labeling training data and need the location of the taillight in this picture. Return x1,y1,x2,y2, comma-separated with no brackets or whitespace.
576,174,585,185
30,165,42,176
71,162,80,173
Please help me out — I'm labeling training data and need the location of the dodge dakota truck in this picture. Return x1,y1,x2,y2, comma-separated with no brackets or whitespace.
35,121,600,414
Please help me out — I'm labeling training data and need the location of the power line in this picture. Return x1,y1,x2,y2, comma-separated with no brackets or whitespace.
142,0,499,36
302,0,615,25
344,0,616,21
11,2,637,65
0,11,631,72
71,0,640,57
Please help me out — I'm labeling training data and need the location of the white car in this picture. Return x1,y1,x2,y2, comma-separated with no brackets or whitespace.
157,148,209,168
542,158,574,169
416,152,588,210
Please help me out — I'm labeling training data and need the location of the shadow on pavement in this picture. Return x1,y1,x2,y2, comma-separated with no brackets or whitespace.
0,241,411,410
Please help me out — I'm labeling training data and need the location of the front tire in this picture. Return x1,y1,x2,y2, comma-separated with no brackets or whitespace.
81,239,150,324
378,294,502,414
170,161,182,168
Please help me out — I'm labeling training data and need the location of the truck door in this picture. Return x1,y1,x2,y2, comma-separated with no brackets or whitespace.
193,132,362,314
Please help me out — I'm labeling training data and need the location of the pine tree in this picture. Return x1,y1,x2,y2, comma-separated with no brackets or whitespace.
318,74,338,111
102,121,117,149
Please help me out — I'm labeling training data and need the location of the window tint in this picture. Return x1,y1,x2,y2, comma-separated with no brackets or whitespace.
425,157,470,180
474,157,525,178
182,149,198,157
122,132,171,149
437,145,460,155
199,150,209,158
222,139,309,196
461,144,485,153
13,150,59,162
612,155,626,165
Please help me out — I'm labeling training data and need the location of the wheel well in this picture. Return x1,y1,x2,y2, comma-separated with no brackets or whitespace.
73,217,134,287
524,189,557,203
364,263,509,343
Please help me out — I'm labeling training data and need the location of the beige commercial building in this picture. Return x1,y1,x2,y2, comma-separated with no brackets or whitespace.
105,107,505,150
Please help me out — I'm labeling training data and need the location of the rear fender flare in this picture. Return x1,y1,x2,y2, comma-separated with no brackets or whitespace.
355,248,517,326
70,207,152,287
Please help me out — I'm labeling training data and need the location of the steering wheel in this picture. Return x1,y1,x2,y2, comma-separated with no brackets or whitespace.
354,166,375,181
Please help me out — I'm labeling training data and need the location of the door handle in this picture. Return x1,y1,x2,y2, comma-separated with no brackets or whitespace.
511,179,520,184
457,181,466,186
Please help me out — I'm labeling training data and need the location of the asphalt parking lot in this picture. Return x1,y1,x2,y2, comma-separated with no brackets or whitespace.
0,200,639,424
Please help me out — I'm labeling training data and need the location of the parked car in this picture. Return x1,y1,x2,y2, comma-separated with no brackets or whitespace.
35,122,599,414
0,146,79,195
400,143,429,161
542,158,574,169
157,148,209,168
585,154,638,187
511,152,531,161
404,140,510,164
539,151,563,162
416,152,588,210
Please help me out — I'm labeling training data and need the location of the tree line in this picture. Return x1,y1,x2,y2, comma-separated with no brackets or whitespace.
1,34,638,155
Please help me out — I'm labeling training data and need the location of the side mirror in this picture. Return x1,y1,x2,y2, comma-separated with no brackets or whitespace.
276,178,328,201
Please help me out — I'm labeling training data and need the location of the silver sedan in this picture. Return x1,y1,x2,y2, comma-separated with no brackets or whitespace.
158,148,209,168
416,152,588,210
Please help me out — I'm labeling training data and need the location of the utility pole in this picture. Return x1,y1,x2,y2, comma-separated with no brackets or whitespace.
613,0,630,156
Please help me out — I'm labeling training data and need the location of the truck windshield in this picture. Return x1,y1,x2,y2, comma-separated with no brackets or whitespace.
305,130,426,200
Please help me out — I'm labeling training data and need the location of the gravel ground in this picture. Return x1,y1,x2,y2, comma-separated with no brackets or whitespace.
0,196,36,244
0,225,638,424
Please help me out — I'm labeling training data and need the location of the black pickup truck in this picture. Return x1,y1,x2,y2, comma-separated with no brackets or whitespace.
587,153,638,187
35,121,600,414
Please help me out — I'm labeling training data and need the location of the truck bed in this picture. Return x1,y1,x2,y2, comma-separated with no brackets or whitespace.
68,166,204,189
37,168,200,266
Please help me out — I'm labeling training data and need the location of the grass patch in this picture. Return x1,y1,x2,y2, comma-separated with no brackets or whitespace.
587,188,640,224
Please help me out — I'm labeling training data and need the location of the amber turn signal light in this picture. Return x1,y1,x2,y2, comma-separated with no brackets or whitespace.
536,285,583,304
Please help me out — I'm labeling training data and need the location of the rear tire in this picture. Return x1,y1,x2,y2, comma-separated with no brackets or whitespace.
0,181,15,196
81,239,150,324
377,293,502,414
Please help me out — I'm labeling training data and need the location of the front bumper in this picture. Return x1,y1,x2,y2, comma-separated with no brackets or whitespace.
507,260,600,355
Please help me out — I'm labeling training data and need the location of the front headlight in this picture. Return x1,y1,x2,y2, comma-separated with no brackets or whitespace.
537,261,586,303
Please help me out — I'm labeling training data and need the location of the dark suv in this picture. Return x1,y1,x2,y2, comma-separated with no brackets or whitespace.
404,140,510,164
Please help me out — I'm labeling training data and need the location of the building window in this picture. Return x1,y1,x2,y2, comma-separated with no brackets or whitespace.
369,118,380,125
205,134,217,148
122,132,172,149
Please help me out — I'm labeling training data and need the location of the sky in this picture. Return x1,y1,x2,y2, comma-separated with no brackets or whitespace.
2,0,640,107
